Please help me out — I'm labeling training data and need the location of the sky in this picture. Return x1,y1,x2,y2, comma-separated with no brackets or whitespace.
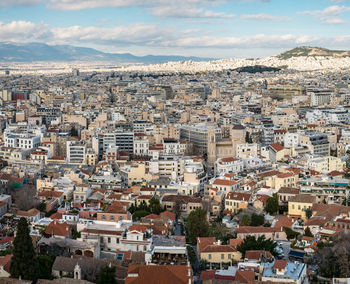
1,0,350,58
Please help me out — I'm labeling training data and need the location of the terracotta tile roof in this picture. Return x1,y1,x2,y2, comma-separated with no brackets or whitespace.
229,238,244,248
273,259,288,270
278,187,299,194
245,250,273,261
17,208,40,217
328,170,343,177
277,172,294,178
128,224,147,233
160,211,176,221
290,194,315,204
213,179,238,186
125,265,192,284
44,221,71,237
201,244,237,253
197,237,216,251
49,212,63,220
258,170,280,178
200,270,216,281
226,192,251,202
274,217,294,228
220,157,238,163
38,191,63,198
162,195,202,204
237,226,283,234
0,254,12,273
270,143,284,152
235,270,255,283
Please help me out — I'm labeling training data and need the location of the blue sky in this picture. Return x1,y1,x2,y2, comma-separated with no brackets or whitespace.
0,0,350,58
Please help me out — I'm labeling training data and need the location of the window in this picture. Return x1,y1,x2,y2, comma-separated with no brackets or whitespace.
116,238,119,244
221,254,224,260
108,237,111,243
208,254,212,260
101,215,106,220
228,254,231,259
117,253,123,260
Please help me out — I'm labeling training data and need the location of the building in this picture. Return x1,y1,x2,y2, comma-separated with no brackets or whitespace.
125,264,193,284
67,140,86,164
261,259,307,284
288,194,315,220
225,192,251,214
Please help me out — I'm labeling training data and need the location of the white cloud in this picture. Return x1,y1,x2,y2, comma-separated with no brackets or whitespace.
47,0,235,18
300,5,350,24
241,13,290,21
0,0,43,7
2,20,350,53
0,21,50,42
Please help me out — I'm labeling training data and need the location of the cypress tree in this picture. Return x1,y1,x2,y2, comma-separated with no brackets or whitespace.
10,217,38,281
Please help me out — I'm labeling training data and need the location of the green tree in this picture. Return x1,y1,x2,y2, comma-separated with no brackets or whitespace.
250,213,265,226
241,214,251,226
185,208,209,245
149,197,164,215
305,207,312,219
38,254,56,280
97,266,117,284
132,210,150,221
237,235,277,257
304,227,313,237
283,227,300,240
265,193,279,215
10,217,39,281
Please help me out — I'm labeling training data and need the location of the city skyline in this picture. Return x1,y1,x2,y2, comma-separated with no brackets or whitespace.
1,0,350,58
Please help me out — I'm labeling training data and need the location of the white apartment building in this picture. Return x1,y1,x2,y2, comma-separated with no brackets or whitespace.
4,133,41,150
309,90,332,106
236,143,259,159
284,133,300,148
215,157,244,176
133,133,149,156
67,140,86,164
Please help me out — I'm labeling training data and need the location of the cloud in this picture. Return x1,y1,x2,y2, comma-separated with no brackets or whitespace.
241,13,290,21
46,0,236,19
0,21,51,42
2,20,350,52
300,5,350,24
0,0,43,7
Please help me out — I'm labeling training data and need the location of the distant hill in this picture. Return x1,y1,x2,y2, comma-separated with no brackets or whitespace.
0,42,212,63
233,65,281,73
277,46,350,60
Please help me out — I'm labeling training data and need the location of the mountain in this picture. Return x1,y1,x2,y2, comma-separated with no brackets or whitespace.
0,42,212,63
277,46,350,60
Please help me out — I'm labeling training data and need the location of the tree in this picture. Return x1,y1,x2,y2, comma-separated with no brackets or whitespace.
185,208,209,245
10,217,39,281
283,227,300,240
305,207,312,219
237,235,277,258
245,132,253,143
265,193,279,215
240,214,251,226
132,210,150,221
97,266,117,284
250,213,265,226
149,197,164,215
38,254,56,280
304,227,313,237
173,199,182,219
317,234,350,278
